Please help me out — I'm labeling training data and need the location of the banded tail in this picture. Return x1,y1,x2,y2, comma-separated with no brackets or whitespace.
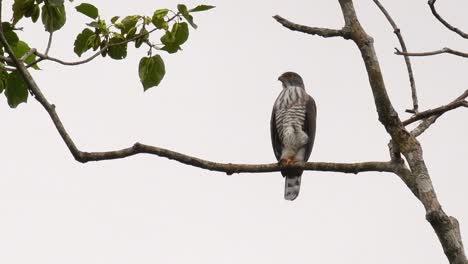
284,174,302,201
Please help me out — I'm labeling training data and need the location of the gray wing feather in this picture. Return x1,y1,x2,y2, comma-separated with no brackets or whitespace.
270,107,282,161
303,95,317,161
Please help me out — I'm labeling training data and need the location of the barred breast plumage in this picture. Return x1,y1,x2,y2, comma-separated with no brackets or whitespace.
274,85,309,153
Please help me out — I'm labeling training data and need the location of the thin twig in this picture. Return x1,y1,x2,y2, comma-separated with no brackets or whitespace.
273,15,349,39
428,0,468,39
373,0,418,113
30,27,159,67
411,90,468,136
403,99,468,126
396,47,468,58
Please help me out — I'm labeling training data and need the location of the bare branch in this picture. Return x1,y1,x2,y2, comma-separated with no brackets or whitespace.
272,15,349,39
78,143,396,175
428,0,468,39
404,99,468,126
373,0,418,113
411,90,468,136
396,47,468,58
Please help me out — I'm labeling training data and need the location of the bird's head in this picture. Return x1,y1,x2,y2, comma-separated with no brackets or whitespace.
278,72,304,88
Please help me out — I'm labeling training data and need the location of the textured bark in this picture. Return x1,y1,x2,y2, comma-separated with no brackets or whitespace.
337,0,467,262
275,0,468,262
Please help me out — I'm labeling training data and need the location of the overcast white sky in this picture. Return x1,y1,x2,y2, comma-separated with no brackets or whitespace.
1,0,467,263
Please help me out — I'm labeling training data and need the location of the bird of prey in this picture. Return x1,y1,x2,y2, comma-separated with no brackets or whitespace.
270,72,317,201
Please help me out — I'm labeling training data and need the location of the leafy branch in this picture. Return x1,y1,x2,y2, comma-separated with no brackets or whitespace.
0,0,214,108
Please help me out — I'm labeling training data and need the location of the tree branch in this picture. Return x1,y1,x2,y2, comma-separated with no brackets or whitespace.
336,1,467,262
410,90,468,136
428,0,468,39
78,143,397,175
404,99,468,126
396,47,468,58
0,14,396,178
373,0,418,113
273,15,349,39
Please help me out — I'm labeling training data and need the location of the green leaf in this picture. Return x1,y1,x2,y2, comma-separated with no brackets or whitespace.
110,16,119,24
154,8,169,18
189,5,215,12
31,4,40,22
75,3,99,19
160,31,177,53
5,71,28,108
152,9,169,29
11,41,38,68
23,2,36,17
177,4,197,29
99,40,107,58
92,35,101,50
160,22,189,54
41,4,66,32
0,68,7,94
144,16,152,25
138,55,165,91
48,0,64,7
120,15,139,35
100,40,107,57
108,36,127,60
174,22,189,45
12,0,35,24
126,27,137,40
73,28,94,56
2,23,20,47
134,28,148,48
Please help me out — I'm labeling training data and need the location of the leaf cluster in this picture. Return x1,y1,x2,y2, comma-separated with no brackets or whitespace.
1,1,214,108
72,3,214,89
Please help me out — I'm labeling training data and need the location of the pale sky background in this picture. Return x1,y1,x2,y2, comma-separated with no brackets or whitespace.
1,0,467,263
